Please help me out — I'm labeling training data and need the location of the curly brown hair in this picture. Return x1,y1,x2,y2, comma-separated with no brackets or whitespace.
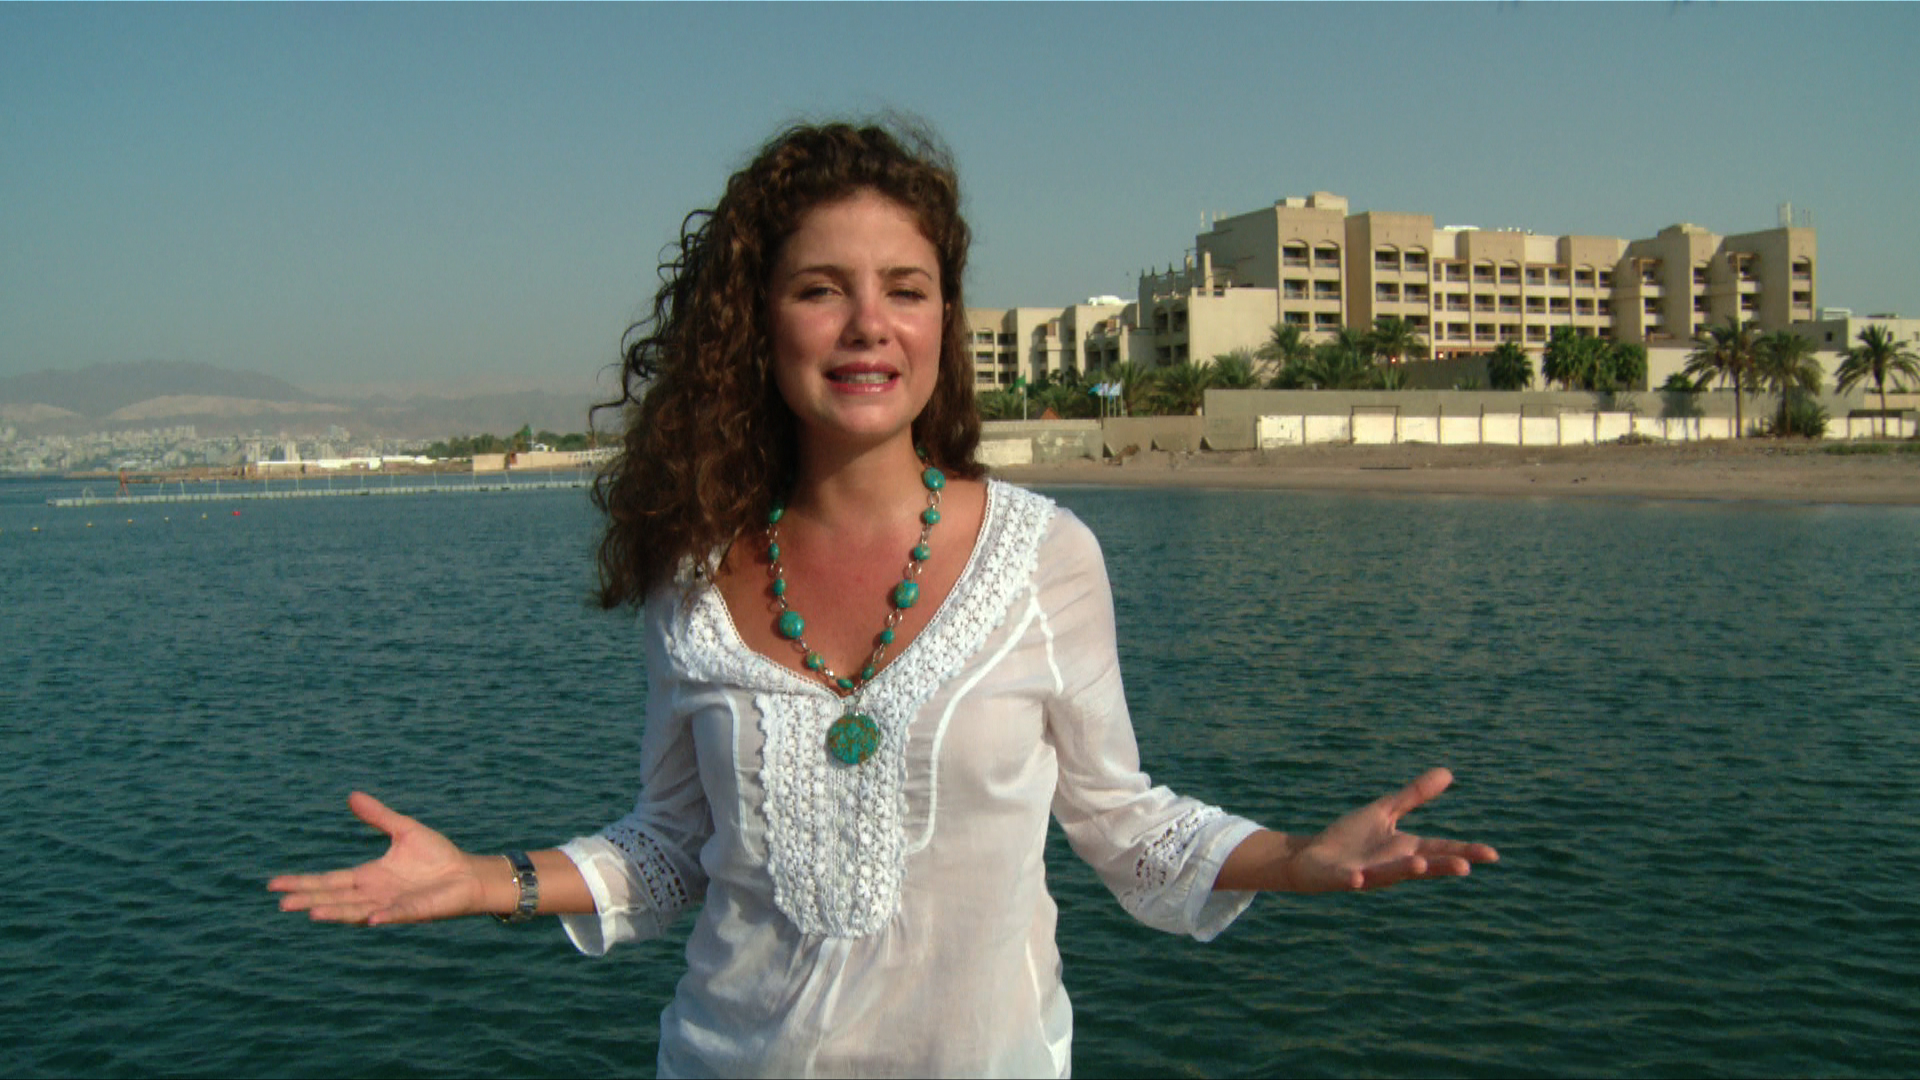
592,120,984,609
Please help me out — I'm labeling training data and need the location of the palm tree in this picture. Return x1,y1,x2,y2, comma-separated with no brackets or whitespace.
1293,328,1380,390
1147,362,1212,415
1368,317,1429,364
1684,317,1761,438
1835,325,1920,438
1599,342,1648,393
1261,322,1313,370
1112,361,1153,418
1542,327,1604,390
975,388,1023,421
1485,342,1534,390
1207,350,1262,390
1752,331,1824,436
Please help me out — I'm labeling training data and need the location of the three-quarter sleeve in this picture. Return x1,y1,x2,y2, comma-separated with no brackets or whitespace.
1038,515,1261,941
558,599,712,955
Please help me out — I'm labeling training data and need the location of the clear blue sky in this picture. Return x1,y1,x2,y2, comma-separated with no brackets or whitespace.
4,2,1916,395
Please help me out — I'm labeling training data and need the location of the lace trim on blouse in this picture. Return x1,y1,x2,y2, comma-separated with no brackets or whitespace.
1120,804,1223,919
600,824,696,917
664,481,1056,938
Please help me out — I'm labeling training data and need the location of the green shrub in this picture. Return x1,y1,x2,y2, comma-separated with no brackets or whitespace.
1763,392,1828,438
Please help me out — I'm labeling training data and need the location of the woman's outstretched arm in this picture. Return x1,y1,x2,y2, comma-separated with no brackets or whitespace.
268,791,597,925
1214,768,1498,894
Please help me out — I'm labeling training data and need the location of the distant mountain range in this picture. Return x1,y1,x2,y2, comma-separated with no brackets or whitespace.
0,361,608,439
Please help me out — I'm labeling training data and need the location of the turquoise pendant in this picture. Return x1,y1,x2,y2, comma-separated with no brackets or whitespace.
892,580,919,609
826,712,881,765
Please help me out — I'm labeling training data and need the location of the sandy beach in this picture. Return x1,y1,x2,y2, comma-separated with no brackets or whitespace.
993,440,1920,506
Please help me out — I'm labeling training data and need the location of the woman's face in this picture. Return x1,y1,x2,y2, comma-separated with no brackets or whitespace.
766,189,944,456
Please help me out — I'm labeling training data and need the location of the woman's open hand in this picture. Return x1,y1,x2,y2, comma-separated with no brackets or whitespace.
1217,768,1499,894
268,792,488,925
1287,767,1499,892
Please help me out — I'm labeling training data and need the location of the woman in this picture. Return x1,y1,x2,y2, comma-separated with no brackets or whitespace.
271,121,1497,1077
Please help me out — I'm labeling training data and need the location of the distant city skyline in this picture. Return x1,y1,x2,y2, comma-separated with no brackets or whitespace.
4,2,1917,395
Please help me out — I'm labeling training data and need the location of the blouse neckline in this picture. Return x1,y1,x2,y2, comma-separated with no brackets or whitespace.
703,478,1008,702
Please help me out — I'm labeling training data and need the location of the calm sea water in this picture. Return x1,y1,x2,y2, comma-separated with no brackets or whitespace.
4,475,1916,1078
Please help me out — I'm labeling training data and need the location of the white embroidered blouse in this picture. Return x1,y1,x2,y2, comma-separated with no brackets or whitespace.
558,481,1261,1078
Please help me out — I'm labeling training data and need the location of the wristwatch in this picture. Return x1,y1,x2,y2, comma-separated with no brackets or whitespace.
495,850,539,924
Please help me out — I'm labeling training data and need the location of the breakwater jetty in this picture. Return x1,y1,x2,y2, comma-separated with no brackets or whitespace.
46,476,589,508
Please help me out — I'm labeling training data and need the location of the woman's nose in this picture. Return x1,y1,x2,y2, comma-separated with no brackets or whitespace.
843,286,889,345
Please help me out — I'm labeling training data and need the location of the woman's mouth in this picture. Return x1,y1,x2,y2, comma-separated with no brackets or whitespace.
827,367,898,386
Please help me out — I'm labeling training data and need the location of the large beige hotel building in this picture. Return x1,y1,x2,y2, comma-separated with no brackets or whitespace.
966,191,1819,389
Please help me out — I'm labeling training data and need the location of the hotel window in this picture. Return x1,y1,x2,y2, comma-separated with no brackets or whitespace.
1525,267,1546,287
1598,270,1614,288
1314,312,1341,328
1283,243,1310,268
1526,296,1546,314
1284,311,1310,326
1473,263,1496,284
1376,283,1400,301
1474,295,1496,312
1404,284,1429,302
1549,267,1571,286
1550,297,1571,314
1574,268,1596,288
1315,281,1341,300
1375,248,1400,272
1405,251,1429,272
1314,244,1341,269
1694,265,1709,286
1284,279,1309,300
1576,298,1596,316
1499,265,1521,286
1644,297,1661,314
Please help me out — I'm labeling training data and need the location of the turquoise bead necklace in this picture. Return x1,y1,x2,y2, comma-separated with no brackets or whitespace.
766,453,946,766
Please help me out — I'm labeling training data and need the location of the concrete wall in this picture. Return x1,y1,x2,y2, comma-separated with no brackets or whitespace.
1101,415,1207,455
979,419,1101,464
1252,409,1764,448
982,397,1911,463
1208,387,1882,446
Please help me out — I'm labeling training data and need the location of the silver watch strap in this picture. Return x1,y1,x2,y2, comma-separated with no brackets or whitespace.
495,850,538,924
